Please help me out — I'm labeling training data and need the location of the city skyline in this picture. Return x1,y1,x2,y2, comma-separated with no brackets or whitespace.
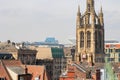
0,0,120,43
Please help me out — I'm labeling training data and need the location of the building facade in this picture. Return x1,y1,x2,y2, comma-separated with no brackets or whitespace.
76,0,105,63
105,41,120,62
0,60,49,80
32,47,67,80
0,41,37,65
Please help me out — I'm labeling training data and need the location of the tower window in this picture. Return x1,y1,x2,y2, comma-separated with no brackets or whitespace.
80,31,84,48
88,4,90,11
87,31,91,48
99,31,102,49
95,31,98,48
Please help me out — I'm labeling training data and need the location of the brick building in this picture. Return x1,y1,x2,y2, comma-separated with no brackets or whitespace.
0,60,49,80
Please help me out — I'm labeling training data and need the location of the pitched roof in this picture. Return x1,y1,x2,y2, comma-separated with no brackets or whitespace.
2,60,22,66
0,60,12,80
36,47,53,59
27,65,49,80
0,60,50,80
7,66,25,74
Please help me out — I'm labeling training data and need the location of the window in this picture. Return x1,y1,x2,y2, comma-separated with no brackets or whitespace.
110,49,113,53
116,49,120,53
98,31,102,49
88,4,90,11
80,31,84,48
19,77,24,80
87,31,91,48
119,53,120,57
105,49,107,53
119,58,120,62
95,31,98,48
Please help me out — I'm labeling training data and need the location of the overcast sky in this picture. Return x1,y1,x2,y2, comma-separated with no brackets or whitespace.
0,0,120,43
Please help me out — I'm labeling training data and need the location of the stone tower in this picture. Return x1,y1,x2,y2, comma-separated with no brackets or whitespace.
76,0,104,63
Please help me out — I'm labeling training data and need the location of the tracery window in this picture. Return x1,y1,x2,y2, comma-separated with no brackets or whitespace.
80,31,84,48
99,31,102,49
87,31,91,48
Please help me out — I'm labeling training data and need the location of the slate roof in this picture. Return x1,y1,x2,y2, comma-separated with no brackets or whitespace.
74,62,120,74
2,60,22,66
7,66,25,74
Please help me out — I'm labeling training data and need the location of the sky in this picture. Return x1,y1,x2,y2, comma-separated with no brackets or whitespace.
0,0,120,43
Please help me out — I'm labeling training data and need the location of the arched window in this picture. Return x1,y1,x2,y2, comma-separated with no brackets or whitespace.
80,31,84,48
89,15,92,24
88,4,90,11
87,31,91,48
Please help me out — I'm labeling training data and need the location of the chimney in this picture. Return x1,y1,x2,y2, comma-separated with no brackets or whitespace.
96,69,101,80
25,65,28,74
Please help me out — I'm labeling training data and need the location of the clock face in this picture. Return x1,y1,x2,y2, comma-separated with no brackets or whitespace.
82,54,86,58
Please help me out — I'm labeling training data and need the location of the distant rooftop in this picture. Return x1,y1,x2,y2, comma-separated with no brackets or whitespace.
25,37,64,48
105,40,119,44
45,37,58,44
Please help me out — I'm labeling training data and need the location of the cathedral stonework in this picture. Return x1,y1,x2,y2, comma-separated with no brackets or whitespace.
76,0,105,63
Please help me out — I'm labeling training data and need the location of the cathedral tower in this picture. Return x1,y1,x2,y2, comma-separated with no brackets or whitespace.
76,0,104,63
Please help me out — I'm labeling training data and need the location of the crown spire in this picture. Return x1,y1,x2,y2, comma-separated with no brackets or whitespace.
86,0,94,12
100,6,103,13
77,5,81,16
76,5,81,27
99,6,104,26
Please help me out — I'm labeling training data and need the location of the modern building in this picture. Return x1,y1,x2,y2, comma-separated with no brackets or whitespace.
26,37,64,48
105,41,120,62
0,41,37,65
75,0,105,63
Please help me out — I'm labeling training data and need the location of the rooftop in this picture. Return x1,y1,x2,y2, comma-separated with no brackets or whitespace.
7,66,25,74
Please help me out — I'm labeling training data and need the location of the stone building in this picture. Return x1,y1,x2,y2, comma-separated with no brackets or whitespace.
76,0,105,63
0,41,37,65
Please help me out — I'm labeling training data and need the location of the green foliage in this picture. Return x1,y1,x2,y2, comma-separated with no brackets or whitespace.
105,57,118,80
